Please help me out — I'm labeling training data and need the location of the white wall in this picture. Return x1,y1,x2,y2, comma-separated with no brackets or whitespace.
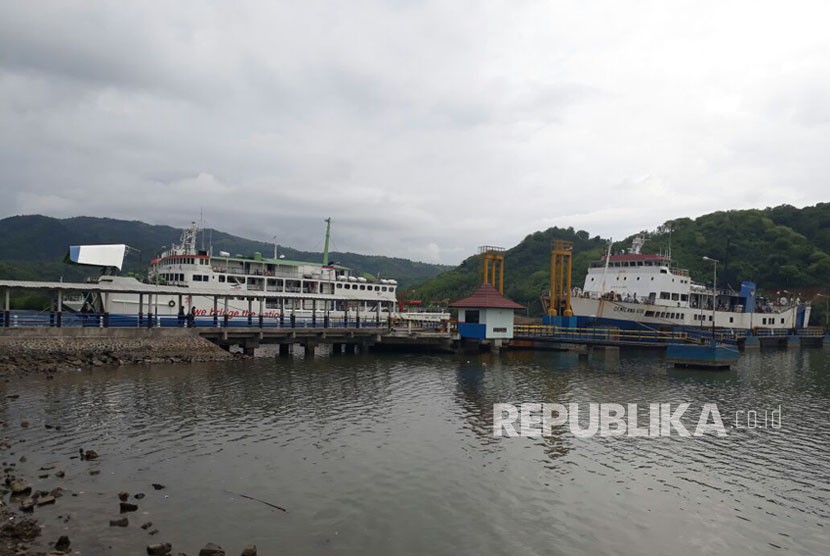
483,308,514,339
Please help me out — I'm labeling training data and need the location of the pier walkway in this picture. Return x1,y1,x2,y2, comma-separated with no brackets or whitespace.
0,309,454,355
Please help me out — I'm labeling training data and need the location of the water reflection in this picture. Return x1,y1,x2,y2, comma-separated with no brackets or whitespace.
1,348,828,556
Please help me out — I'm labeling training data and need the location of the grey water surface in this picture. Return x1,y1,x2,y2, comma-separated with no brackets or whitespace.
2,348,829,555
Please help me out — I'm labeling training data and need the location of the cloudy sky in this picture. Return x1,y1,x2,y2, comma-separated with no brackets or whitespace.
1,1,828,264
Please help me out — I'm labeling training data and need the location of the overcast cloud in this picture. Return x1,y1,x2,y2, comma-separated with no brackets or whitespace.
1,1,829,263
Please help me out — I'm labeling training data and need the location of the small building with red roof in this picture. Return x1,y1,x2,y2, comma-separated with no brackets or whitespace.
450,283,525,341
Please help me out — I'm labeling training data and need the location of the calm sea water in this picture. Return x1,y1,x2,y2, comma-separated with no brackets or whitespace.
2,348,829,555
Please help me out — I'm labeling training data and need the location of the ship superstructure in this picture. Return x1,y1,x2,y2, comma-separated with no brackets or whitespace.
570,237,811,331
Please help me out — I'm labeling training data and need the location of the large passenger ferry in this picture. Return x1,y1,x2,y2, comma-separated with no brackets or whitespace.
68,220,435,322
570,237,811,332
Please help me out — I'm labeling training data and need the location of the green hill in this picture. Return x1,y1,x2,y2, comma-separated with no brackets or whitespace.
0,215,450,289
409,203,830,324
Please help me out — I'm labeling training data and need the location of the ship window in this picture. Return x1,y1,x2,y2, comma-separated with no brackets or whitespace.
781,318,784,324
660,269,668,274
651,277,654,281
636,277,640,280
219,275,226,283
590,277,595,281
730,317,734,323
660,292,670,300
337,283,343,288
671,293,679,300
360,285,366,290
681,294,688,301
645,311,654,317
709,316,713,321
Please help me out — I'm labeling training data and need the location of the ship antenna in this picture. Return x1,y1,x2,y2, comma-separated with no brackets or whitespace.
323,217,332,265
200,209,205,251
600,238,613,295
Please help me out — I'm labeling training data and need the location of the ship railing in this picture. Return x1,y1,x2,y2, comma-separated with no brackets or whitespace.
513,324,687,345
752,328,791,337
0,309,396,330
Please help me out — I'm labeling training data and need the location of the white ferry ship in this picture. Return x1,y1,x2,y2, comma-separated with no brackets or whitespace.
68,220,446,323
570,237,811,333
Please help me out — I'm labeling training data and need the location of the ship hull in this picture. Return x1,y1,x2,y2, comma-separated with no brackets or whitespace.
571,297,808,332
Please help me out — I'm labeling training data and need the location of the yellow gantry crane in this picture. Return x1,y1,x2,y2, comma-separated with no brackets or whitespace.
479,246,506,293
548,240,574,317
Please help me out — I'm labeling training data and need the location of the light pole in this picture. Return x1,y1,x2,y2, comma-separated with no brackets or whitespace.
703,256,718,340
155,245,167,327
816,293,828,329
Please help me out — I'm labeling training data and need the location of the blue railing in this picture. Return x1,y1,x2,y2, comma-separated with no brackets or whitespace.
0,310,389,330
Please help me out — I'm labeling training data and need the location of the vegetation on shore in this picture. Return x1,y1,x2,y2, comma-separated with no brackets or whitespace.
408,203,830,323
0,215,450,308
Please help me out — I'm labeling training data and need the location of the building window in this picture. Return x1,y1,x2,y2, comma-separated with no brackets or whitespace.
493,327,507,333
464,310,480,324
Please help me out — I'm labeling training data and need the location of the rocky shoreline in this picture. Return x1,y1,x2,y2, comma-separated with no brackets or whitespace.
1,402,258,556
0,349,235,376
0,329,234,376
0,329,257,554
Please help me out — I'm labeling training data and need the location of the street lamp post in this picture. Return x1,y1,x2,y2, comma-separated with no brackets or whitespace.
703,256,719,341
816,293,828,330
155,245,167,328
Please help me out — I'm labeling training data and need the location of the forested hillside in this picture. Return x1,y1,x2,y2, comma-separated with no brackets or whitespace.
0,215,450,288
409,203,830,323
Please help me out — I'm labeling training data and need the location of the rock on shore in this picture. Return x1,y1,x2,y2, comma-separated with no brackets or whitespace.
0,329,232,375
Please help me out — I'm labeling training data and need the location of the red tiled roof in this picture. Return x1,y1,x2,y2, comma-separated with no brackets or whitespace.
449,283,526,310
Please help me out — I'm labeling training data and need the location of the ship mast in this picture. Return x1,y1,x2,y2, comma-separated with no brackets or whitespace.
600,238,613,295
323,217,332,266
